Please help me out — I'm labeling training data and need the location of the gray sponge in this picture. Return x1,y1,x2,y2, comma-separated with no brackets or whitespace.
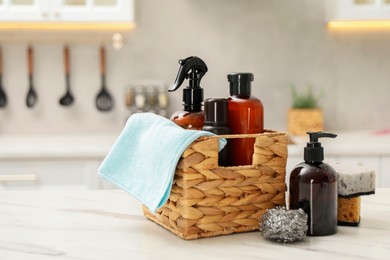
331,162,376,197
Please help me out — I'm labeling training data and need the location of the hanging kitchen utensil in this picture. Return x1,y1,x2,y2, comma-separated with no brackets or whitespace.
0,46,7,108
26,46,37,108
59,46,74,106
95,46,113,112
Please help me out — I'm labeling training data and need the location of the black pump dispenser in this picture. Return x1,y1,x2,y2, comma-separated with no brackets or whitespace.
304,132,337,163
168,56,208,112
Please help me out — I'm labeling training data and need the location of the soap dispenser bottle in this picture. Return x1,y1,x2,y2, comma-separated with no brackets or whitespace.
289,132,338,236
168,56,208,130
227,73,264,166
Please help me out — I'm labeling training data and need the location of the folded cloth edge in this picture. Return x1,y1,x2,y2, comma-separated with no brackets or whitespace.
98,130,215,212
97,114,226,213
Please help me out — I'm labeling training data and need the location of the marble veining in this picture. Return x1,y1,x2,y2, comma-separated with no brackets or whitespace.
0,189,389,260
0,241,65,256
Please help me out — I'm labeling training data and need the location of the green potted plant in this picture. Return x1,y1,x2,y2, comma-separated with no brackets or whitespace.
288,83,323,136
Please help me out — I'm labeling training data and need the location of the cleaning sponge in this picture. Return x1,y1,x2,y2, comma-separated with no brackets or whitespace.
338,196,361,226
331,161,376,226
332,162,376,197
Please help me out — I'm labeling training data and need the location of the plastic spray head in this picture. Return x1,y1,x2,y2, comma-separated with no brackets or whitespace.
304,132,337,163
168,56,208,112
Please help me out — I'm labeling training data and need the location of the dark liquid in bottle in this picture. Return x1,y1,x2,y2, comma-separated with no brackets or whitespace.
290,163,338,236
227,95,263,166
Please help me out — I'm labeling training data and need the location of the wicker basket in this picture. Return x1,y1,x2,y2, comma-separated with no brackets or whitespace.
143,130,288,240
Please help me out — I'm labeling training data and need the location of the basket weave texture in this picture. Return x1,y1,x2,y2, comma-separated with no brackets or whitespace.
143,130,288,240
288,108,323,136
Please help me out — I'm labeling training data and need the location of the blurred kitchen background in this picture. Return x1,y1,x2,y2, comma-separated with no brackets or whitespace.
0,0,389,189
0,0,389,134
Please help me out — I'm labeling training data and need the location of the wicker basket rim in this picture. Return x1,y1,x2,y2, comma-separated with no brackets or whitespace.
204,129,287,140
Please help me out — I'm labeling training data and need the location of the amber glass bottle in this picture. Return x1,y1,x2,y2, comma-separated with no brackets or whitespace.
227,73,264,166
289,132,338,236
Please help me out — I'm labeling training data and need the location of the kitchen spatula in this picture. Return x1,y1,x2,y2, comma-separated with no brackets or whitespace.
26,46,37,108
0,46,7,108
95,46,113,112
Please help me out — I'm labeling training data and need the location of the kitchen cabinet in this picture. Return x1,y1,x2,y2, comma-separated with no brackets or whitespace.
326,0,390,21
0,159,117,190
1,132,388,190
0,134,118,190
0,159,102,190
380,157,390,187
0,0,135,29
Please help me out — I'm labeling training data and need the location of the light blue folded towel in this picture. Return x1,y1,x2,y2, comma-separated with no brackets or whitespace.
98,113,226,213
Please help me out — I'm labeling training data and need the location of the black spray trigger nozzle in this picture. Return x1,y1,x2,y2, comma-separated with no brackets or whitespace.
168,56,208,112
168,56,208,92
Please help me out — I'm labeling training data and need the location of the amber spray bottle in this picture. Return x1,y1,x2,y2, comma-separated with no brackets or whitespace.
227,73,264,166
289,132,338,236
168,56,208,130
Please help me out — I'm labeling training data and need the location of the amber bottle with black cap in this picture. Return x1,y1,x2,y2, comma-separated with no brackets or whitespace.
227,73,264,166
203,98,231,166
168,56,208,130
289,132,338,236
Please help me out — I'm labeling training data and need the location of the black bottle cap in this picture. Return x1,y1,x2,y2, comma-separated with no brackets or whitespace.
204,98,229,126
227,72,254,96
304,132,337,163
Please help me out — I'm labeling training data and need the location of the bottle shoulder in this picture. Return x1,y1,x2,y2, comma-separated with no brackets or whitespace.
170,110,204,117
227,96,263,108
203,125,231,135
228,95,262,102
290,162,338,183
170,110,204,130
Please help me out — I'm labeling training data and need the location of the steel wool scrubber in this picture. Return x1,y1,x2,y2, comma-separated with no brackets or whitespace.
259,207,308,243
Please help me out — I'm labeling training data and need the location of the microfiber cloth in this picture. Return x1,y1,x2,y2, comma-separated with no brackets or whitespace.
98,113,226,213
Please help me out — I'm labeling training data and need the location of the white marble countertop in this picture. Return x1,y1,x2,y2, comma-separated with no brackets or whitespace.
0,189,389,260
